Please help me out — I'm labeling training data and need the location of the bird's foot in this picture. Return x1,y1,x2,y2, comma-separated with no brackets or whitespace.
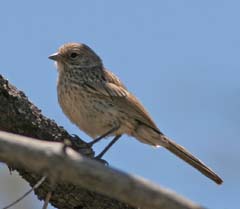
94,156,109,166
71,134,95,157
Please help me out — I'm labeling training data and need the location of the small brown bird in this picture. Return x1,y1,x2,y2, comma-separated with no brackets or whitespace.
49,42,223,184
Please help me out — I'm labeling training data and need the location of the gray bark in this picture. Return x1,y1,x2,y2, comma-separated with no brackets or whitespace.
0,131,205,209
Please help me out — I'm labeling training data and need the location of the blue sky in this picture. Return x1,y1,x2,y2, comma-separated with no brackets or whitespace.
0,1,239,209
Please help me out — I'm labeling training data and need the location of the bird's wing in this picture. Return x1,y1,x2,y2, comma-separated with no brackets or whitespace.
122,94,160,132
103,69,128,90
83,81,128,97
83,69,160,131
83,68,128,97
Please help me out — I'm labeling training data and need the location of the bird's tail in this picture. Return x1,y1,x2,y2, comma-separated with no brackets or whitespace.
132,122,223,184
162,136,223,185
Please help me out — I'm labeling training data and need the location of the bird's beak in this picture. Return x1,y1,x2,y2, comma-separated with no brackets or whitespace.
48,52,60,61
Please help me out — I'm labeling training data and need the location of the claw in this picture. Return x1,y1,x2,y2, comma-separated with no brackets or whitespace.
94,157,109,166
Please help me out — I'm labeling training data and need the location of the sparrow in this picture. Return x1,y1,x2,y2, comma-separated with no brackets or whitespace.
49,42,223,184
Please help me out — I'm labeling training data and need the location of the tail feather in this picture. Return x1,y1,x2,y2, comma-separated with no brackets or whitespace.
162,136,223,185
133,122,223,184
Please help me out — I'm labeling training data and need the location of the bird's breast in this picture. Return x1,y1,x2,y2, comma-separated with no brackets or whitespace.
57,79,119,138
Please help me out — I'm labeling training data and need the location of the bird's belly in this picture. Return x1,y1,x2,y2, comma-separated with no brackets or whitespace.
58,86,119,138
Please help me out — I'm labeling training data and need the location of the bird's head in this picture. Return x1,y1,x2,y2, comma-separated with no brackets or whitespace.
49,43,102,71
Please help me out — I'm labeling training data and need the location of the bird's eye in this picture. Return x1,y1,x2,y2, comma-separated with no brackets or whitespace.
70,52,78,58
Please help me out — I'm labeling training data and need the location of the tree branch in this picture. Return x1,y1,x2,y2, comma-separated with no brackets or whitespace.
0,74,134,209
0,131,205,209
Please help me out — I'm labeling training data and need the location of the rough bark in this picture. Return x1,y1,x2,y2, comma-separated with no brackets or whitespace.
0,74,134,209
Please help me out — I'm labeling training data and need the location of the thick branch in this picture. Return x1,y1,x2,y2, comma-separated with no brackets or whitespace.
0,74,134,209
0,131,205,209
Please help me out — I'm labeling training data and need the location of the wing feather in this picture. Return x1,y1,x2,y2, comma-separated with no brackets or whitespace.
83,68,159,131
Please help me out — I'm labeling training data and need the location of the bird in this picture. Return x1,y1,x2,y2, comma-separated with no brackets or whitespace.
48,42,223,185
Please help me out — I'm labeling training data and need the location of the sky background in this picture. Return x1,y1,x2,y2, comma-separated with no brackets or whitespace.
0,1,239,209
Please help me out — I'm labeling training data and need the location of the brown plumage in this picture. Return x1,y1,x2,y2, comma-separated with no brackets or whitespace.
49,42,223,185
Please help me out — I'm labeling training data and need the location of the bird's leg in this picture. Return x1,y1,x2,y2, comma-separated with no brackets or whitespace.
88,126,119,146
95,135,122,159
